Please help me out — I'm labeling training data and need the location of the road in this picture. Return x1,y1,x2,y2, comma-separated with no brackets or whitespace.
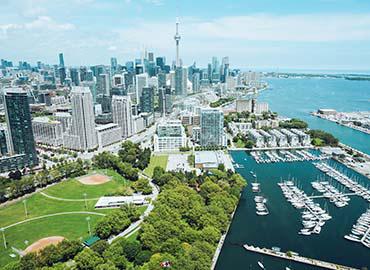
78,124,157,161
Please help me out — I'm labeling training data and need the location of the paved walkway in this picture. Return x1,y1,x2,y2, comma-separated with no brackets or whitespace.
40,192,99,201
108,173,159,244
2,211,106,230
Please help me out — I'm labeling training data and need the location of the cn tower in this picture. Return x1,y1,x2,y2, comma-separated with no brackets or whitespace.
174,18,181,67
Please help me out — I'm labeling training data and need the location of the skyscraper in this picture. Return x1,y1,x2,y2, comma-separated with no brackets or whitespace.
159,86,172,116
59,53,65,67
112,95,133,138
4,88,38,167
97,73,110,96
140,87,154,113
175,67,184,96
64,87,97,150
111,57,118,73
135,73,148,104
200,108,224,147
192,72,200,93
174,18,181,67
70,68,80,86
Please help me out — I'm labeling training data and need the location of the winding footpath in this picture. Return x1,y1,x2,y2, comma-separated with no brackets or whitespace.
108,172,159,244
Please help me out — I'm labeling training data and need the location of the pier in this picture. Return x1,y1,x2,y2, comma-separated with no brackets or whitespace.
308,193,356,199
243,244,359,270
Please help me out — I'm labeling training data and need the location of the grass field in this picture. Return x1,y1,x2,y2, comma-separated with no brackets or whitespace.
43,169,128,199
0,169,134,268
0,215,102,267
144,155,168,177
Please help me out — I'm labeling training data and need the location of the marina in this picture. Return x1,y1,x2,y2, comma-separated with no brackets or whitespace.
315,162,370,202
344,208,370,249
311,181,350,208
216,151,370,270
250,149,329,164
279,180,331,236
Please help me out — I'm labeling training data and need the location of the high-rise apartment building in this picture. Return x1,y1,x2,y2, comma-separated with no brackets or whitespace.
112,95,134,138
3,88,38,167
135,73,148,104
140,87,154,113
64,87,97,150
200,108,224,147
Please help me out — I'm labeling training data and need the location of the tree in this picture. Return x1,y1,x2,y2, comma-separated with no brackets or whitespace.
58,239,83,261
217,164,225,171
38,244,62,266
91,240,109,255
19,253,39,270
121,239,142,261
132,178,152,194
134,250,152,266
75,249,104,270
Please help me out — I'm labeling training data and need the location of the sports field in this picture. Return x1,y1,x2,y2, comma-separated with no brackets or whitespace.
143,155,168,177
0,169,128,267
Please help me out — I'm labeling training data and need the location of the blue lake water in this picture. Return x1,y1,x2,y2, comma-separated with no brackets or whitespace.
216,78,370,270
216,152,370,270
260,78,370,154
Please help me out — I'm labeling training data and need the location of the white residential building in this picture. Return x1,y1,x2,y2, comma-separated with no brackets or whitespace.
291,129,311,146
54,112,72,132
248,129,264,148
255,102,269,114
32,117,63,146
63,86,98,151
112,95,134,138
133,115,145,134
229,122,253,136
258,129,277,147
96,123,122,148
154,120,186,152
268,129,288,147
280,129,300,147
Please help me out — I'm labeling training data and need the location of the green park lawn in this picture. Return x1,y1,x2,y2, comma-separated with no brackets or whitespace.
144,155,168,177
0,169,135,267
235,139,246,148
43,169,128,199
0,214,102,267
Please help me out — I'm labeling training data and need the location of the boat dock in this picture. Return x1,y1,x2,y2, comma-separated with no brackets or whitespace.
308,193,356,199
243,244,359,270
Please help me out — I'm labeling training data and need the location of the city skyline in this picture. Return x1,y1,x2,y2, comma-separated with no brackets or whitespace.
1,0,370,71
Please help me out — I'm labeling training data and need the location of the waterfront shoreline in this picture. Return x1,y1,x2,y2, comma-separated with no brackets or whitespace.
311,112,370,135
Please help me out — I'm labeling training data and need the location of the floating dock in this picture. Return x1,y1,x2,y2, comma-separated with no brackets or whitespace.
243,244,359,270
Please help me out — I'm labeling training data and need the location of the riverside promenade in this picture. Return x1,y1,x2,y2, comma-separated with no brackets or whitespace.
243,244,359,270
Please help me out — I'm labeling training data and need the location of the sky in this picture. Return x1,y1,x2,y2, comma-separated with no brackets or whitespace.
1,0,370,71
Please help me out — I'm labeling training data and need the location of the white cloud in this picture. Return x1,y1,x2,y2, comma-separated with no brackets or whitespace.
24,16,75,30
116,13,370,44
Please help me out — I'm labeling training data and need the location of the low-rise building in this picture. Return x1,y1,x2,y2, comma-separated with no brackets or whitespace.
280,129,300,147
258,129,277,147
32,116,63,146
229,122,252,136
291,129,311,146
194,151,229,170
254,119,279,129
96,123,122,148
248,129,264,148
268,129,288,147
